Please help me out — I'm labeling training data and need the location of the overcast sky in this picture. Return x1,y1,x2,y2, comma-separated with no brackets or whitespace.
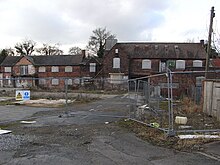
0,0,220,53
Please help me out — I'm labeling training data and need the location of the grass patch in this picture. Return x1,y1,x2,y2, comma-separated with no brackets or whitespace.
118,119,216,151
159,101,168,110
0,101,15,105
0,121,20,130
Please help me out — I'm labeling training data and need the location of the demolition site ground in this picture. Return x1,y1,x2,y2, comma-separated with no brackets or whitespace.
0,94,219,165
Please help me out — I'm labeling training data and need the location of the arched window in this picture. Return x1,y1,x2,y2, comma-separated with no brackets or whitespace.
193,60,202,67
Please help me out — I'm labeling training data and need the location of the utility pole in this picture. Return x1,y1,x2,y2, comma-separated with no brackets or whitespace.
205,6,215,79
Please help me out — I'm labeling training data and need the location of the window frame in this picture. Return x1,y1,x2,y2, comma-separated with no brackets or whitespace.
20,65,28,75
89,63,96,72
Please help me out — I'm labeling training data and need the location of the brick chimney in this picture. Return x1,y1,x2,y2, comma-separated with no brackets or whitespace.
200,39,205,46
81,50,86,58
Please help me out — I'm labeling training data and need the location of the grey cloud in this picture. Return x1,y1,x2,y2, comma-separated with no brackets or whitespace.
1,0,172,46
57,0,170,41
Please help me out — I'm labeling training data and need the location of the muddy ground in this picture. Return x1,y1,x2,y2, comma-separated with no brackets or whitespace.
0,95,219,164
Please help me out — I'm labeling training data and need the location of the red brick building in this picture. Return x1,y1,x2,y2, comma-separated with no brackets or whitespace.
0,54,102,89
102,40,212,97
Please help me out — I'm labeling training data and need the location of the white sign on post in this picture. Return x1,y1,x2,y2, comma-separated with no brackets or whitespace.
15,90,30,101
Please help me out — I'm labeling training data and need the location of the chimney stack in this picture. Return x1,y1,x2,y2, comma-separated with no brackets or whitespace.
200,39,204,46
82,50,86,58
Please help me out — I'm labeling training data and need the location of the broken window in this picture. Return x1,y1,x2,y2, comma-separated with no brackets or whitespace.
159,61,166,72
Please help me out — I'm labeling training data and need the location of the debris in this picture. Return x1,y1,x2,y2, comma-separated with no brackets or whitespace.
175,116,187,125
150,122,160,128
20,120,36,124
105,122,109,124
138,104,149,110
205,124,213,127
0,129,12,135
178,125,192,129
15,99,75,106
178,135,220,139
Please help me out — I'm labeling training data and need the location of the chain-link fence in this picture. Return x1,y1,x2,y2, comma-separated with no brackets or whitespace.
0,77,128,100
0,72,219,136
128,70,220,136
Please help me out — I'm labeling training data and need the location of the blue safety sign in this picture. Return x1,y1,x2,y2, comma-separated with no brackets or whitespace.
16,90,30,101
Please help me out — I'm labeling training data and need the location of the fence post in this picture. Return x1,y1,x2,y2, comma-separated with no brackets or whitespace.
167,68,175,136
65,78,68,107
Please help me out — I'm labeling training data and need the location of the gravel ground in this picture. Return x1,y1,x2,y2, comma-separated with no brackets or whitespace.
0,134,35,151
0,95,219,164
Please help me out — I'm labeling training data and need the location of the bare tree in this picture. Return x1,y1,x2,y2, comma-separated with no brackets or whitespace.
68,46,82,55
15,39,36,56
36,43,63,55
87,27,116,58
4,48,15,56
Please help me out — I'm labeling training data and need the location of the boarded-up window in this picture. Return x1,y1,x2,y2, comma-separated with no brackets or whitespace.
51,66,59,72
52,79,59,85
109,73,124,84
193,60,202,67
176,60,185,69
39,79,46,85
65,66,72,72
4,67,11,72
142,59,151,69
90,63,96,72
39,67,46,72
28,65,35,74
67,79,73,85
113,58,120,68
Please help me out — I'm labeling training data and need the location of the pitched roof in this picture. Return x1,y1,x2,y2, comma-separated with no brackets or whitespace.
32,55,83,66
81,56,102,65
1,55,84,66
0,56,21,66
113,42,206,59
